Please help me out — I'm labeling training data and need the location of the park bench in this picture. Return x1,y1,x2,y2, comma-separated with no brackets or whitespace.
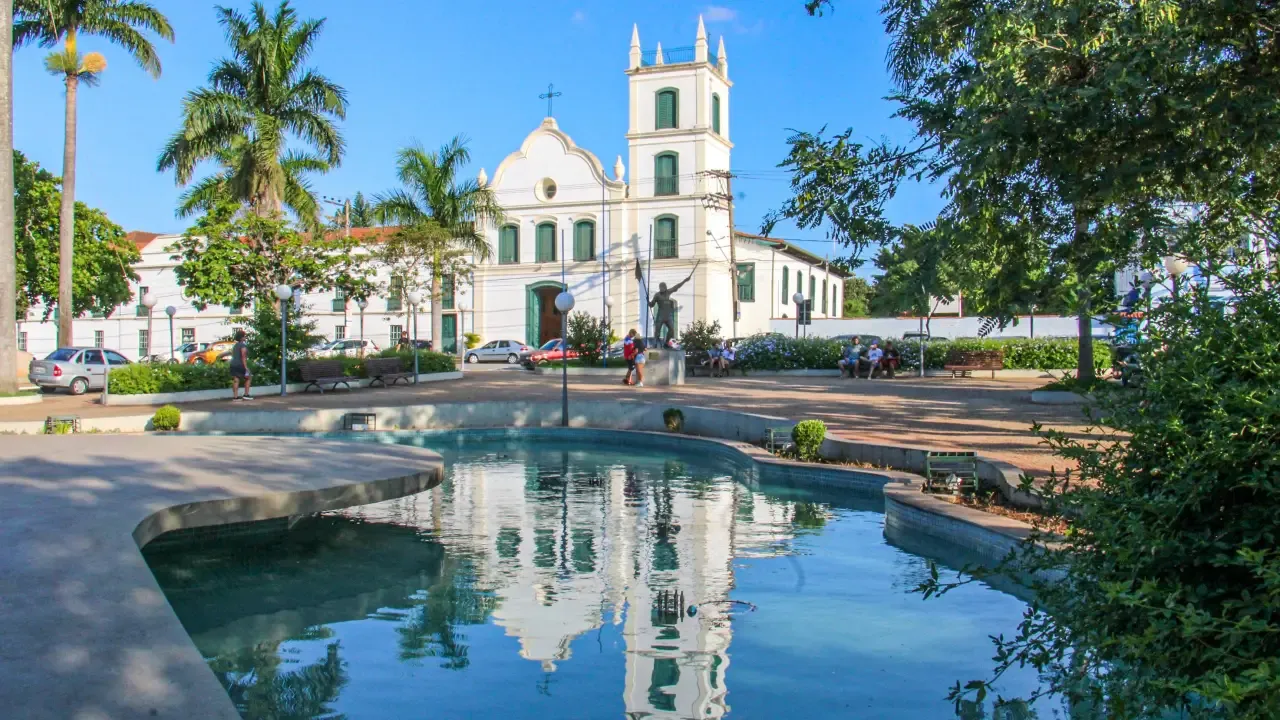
764,425,796,454
685,351,715,377
364,357,414,388
923,451,979,495
942,349,1004,379
298,359,352,394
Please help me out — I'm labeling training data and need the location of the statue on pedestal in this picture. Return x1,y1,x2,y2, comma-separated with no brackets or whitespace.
648,261,699,343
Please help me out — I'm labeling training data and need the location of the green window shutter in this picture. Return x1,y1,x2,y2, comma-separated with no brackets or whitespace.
536,223,556,262
655,217,678,259
712,94,721,134
656,90,677,129
654,153,679,196
796,271,802,300
822,279,828,314
574,221,595,261
500,226,519,264
441,275,455,310
809,275,816,305
737,263,755,302
781,266,789,302
387,277,403,312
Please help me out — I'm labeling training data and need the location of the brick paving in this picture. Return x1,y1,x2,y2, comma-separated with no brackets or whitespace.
4,368,1091,477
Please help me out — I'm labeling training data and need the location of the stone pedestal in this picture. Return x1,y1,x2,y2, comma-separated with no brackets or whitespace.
646,349,686,386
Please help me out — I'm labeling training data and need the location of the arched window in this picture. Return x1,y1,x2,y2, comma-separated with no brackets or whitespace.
573,220,595,262
499,225,519,264
822,278,828,314
810,275,816,306
655,215,678,259
535,222,556,263
781,265,790,303
656,88,679,130
796,270,802,300
654,152,679,196
712,93,721,135
833,283,840,316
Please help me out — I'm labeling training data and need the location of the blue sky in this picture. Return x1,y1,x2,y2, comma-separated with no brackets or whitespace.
12,0,944,275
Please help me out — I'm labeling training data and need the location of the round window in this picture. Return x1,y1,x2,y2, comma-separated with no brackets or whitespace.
538,177,558,201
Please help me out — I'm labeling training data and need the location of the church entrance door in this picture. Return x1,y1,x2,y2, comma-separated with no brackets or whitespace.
525,281,566,347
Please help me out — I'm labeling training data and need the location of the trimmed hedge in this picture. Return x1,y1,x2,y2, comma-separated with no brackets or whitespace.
734,334,1110,373
107,351,456,395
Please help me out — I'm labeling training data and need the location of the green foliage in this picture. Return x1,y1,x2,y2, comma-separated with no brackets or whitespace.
734,333,1104,372
107,363,231,395
680,319,723,353
239,302,323,383
841,276,873,317
791,420,826,461
1037,375,1112,394
171,204,374,311
464,332,481,350
662,408,684,433
151,405,181,431
374,349,455,374
12,150,140,320
565,312,607,365
14,0,174,79
156,0,345,227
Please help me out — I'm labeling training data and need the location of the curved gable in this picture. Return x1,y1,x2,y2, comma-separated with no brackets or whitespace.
491,118,622,205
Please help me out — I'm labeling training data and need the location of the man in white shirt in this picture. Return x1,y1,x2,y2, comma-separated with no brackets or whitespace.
866,343,885,379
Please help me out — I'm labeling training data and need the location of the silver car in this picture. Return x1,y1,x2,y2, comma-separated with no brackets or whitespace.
465,339,530,364
29,347,131,395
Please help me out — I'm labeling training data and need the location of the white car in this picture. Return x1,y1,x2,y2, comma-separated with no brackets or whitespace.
312,339,380,357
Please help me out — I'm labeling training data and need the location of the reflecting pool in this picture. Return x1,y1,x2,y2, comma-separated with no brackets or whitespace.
144,432,1049,719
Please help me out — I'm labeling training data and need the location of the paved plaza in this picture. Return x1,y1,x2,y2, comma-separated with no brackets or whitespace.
4,369,1090,477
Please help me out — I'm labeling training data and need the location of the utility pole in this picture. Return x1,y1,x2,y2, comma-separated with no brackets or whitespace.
0,0,17,393
703,169,738,338
321,195,351,238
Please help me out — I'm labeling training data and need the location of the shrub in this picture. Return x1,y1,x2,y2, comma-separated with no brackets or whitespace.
663,408,684,432
791,419,826,461
464,332,482,350
241,302,324,383
151,405,181,431
107,362,232,395
374,349,455,374
733,333,1107,373
680,319,723,353
565,312,608,365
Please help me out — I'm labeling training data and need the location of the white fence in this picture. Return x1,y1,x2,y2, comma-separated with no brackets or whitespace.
767,315,1082,340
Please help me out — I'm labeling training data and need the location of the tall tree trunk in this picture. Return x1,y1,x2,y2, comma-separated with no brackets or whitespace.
0,0,18,394
1073,209,1096,382
57,71,79,347
430,253,443,353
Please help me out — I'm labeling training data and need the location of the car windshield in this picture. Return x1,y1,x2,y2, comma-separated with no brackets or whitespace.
540,340,560,350
46,349,78,362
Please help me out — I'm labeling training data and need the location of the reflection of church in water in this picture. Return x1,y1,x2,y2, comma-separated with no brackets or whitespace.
343,450,804,719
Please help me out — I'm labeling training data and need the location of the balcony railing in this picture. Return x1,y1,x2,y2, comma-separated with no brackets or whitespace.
655,238,678,259
654,176,680,196
641,46,697,66
331,298,347,313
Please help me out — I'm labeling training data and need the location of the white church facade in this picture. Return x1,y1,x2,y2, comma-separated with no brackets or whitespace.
14,19,847,360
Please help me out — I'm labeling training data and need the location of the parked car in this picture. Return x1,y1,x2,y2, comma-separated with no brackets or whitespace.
312,339,381,357
522,339,579,368
29,347,131,395
465,339,530,364
187,340,236,365
146,342,211,364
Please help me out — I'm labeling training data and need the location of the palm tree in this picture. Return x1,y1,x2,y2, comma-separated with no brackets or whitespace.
373,136,503,352
157,1,346,227
14,0,173,347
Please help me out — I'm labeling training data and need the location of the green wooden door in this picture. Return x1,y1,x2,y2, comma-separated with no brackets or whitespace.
442,314,457,354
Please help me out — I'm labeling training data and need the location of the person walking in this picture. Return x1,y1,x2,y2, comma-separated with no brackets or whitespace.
229,329,253,401
633,333,648,388
622,330,637,386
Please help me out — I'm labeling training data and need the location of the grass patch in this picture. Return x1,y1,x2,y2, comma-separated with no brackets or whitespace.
0,390,39,398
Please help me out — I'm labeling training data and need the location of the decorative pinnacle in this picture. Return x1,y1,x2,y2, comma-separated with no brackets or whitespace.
696,15,707,41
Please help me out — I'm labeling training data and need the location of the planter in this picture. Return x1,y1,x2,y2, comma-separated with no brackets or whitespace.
103,371,463,406
0,393,42,406
1029,390,1091,405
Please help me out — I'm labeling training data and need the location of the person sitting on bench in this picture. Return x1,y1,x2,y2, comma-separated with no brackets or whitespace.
866,343,885,378
881,341,901,378
704,341,724,375
838,337,865,378
718,341,737,376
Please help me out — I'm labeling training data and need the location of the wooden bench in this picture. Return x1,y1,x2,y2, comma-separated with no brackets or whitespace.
685,351,714,377
764,425,796,454
943,349,1004,379
923,451,979,494
364,357,414,388
298,359,352,393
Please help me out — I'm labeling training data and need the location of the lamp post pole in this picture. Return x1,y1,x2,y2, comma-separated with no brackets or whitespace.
165,305,176,361
792,292,803,339
357,299,367,351
274,284,292,395
140,293,157,361
407,291,423,383
556,226,575,427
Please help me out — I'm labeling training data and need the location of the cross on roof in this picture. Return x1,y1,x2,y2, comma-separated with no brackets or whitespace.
539,83,563,117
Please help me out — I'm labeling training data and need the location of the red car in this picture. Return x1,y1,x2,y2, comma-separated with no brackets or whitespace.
524,339,579,367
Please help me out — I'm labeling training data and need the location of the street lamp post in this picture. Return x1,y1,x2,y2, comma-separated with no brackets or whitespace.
602,295,614,367
357,298,368,351
407,290,423,383
274,284,293,396
1164,255,1189,302
165,305,177,361
556,290,576,426
792,292,804,339
140,293,157,361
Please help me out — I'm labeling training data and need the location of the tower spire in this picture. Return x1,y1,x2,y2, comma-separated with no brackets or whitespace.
654,41,665,65
717,36,728,77
695,15,709,62
629,24,641,69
